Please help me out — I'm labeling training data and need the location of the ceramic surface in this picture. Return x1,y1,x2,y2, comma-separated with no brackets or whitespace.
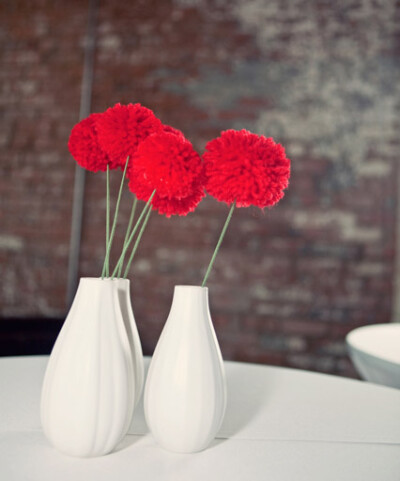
115,278,144,407
144,286,227,453
346,323,400,389
41,278,135,457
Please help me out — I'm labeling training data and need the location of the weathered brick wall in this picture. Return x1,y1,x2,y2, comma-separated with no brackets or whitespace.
1,0,399,377
0,0,85,314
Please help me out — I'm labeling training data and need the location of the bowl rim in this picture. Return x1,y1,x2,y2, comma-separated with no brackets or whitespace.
346,323,400,366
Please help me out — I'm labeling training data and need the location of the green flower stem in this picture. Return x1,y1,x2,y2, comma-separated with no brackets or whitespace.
117,196,138,277
111,190,156,278
101,157,129,277
201,201,236,287
123,205,152,278
101,165,110,279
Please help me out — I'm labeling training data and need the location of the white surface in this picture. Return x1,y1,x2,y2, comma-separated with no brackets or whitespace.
346,323,400,389
1,356,400,480
1,432,399,481
144,286,226,452
41,278,135,456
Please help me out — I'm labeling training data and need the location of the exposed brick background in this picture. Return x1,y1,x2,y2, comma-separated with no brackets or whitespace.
1,0,399,378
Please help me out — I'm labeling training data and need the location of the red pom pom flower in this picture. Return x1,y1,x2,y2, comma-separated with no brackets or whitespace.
162,124,185,138
203,129,290,208
68,113,112,172
128,131,205,217
200,129,291,286
95,103,163,168
148,183,205,218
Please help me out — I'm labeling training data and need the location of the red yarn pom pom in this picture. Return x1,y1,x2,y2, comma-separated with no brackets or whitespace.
128,131,205,216
150,183,205,217
68,114,112,172
203,129,290,208
162,124,185,137
95,103,163,168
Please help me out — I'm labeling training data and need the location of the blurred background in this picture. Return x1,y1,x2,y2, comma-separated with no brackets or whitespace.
1,0,399,378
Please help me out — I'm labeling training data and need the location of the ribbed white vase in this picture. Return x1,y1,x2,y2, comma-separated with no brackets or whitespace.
115,278,144,407
41,277,136,457
144,285,227,453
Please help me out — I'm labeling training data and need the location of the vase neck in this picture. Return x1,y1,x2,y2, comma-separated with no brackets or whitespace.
173,285,208,300
169,286,209,320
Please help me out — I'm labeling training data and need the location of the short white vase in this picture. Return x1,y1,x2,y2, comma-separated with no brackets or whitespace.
41,277,140,457
144,285,227,453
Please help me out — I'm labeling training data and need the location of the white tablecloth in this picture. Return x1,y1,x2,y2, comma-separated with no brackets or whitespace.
1,356,399,480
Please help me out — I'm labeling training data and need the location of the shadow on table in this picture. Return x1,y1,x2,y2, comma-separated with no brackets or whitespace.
218,363,277,440
114,434,143,453
122,362,277,452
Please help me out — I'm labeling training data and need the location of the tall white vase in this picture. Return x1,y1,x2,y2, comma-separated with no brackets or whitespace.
115,278,144,407
41,277,137,457
144,285,227,453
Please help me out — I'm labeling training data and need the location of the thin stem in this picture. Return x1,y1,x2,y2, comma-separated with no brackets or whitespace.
102,165,110,278
101,157,129,277
117,196,138,277
202,201,236,287
111,190,156,278
123,206,152,278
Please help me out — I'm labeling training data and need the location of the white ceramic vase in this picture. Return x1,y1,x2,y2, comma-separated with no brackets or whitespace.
41,277,142,457
115,278,144,407
144,285,227,453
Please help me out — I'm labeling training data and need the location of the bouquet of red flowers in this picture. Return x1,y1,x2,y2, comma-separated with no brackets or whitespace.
68,102,291,284
44,101,291,458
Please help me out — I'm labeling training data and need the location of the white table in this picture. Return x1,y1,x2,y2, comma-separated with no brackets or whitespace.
1,356,399,481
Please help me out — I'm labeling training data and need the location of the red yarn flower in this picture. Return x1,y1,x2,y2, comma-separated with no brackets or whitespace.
68,114,113,172
203,129,290,208
150,183,205,217
162,124,185,137
95,103,163,168
128,131,205,216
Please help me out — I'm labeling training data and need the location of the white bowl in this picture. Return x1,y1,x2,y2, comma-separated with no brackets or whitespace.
346,323,400,389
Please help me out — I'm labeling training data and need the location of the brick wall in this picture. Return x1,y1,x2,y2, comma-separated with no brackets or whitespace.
1,0,399,377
